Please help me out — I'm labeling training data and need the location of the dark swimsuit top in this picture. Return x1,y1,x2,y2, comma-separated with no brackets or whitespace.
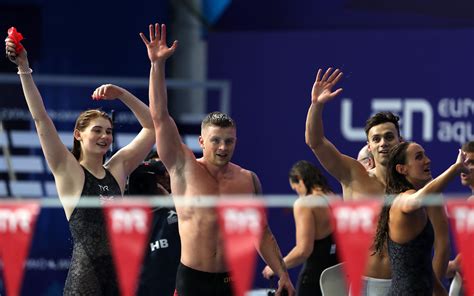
388,219,434,296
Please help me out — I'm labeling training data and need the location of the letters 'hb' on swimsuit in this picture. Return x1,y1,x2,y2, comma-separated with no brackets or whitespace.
137,207,181,296
63,166,121,296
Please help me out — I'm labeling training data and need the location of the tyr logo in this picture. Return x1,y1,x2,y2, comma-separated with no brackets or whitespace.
452,206,474,233
334,206,375,233
223,208,261,234
0,209,34,233
98,185,109,192
110,208,147,233
167,210,178,224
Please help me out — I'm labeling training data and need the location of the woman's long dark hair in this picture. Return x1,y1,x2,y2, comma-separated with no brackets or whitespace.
373,142,415,255
289,160,333,194
71,109,113,160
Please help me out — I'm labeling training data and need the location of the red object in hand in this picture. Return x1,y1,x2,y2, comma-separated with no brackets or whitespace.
7,27,24,54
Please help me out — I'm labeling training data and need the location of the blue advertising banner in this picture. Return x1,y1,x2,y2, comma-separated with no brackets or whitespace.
208,28,474,195
208,28,474,289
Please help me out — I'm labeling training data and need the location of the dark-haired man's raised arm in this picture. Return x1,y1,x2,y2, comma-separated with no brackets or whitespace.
305,68,369,199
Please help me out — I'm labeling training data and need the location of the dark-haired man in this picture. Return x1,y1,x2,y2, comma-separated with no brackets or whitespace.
305,68,448,295
141,23,294,296
460,141,474,197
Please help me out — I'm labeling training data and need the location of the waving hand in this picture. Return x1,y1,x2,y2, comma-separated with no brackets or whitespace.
140,23,177,64
311,68,343,104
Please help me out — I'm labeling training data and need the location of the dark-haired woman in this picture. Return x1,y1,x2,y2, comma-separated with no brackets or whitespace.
262,160,339,296
373,142,467,295
5,38,155,294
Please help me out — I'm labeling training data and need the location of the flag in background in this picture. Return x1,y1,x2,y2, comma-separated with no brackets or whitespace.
202,0,231,24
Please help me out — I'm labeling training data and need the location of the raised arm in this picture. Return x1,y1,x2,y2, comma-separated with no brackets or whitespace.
305,68,360,184
140,23,185,173
5,38,75,174
96,84,155,183
399,150,468,213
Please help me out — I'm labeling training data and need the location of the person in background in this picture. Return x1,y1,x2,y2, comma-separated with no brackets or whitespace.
357,144,375,171
446,140,474,295
262,160,339,296
459,141,474,198
126,152,180,296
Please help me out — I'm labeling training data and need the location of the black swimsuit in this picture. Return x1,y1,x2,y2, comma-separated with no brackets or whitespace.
296,234,339,296
63,166,121,295
175,263,233,296
137,207,181,296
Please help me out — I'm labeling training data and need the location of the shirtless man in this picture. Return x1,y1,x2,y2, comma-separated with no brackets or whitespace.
305,68,449,295
357,144,375,170
141,23,295,296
